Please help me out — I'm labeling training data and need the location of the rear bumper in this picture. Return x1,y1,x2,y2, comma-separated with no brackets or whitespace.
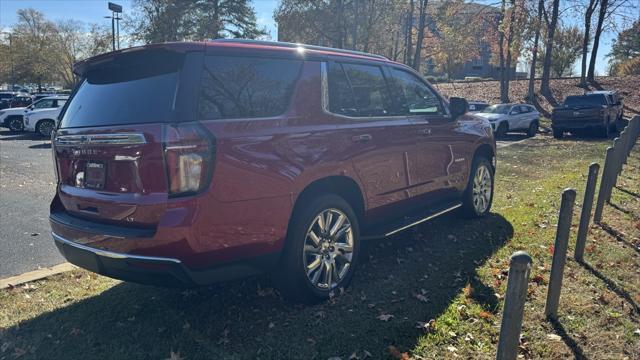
551,118,605,130
53,231,279,287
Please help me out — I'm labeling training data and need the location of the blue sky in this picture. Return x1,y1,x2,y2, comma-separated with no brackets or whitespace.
0,0,629,75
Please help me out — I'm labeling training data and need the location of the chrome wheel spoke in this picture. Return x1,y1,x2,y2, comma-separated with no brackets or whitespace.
308,230,321,247
304,244,321,255
316,214,325,232
329,214,346,237
307,255,322,272
335,242,353,253
323,261,333,288
324,211,333,232
338,263,350,279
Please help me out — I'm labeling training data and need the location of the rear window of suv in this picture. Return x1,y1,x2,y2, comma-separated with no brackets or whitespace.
60,50,183,128
198,56,302,120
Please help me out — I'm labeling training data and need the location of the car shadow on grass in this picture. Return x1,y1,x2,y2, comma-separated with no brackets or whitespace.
3,213,513,359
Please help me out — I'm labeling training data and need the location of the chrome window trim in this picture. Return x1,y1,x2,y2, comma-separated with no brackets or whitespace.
54,133,147,146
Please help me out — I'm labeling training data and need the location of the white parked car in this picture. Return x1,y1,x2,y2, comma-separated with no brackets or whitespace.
475,103,540,138
0,106,29,131
23,96,69,137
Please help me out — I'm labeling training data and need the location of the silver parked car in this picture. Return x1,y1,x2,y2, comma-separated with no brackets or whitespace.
475,103,540,138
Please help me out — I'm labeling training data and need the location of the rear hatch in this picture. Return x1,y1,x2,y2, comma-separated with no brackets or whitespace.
52,45,213,228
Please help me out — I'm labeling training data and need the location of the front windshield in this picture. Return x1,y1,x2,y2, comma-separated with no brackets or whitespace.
480,104,511,114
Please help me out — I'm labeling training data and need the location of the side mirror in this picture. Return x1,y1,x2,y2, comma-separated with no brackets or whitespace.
450,97,468,119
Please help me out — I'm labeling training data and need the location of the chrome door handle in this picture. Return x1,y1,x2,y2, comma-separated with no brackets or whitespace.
352,134,372,143
417,128,432,136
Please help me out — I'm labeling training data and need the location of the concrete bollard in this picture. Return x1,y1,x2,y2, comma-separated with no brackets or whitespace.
496,251,532,360
545,188,576,320
594,147,614,224
575,163,599,262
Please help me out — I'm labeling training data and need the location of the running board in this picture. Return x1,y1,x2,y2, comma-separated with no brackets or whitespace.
361,203,462,240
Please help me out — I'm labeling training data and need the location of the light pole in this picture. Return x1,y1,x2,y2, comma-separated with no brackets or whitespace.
1,32,15,91
106,2,123,51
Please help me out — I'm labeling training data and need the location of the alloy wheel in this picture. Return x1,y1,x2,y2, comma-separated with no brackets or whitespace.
472,164,492,214
39,121,54,137
302,208,354,290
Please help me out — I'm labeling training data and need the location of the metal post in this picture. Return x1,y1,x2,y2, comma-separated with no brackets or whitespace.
575,163,599,262
545,188,576,320
606,137,622,203
594,147,613,224
111,11,116,51
116,14,120,49
496,251,532,360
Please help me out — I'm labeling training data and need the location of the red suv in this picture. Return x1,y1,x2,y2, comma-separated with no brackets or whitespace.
50,40,495,302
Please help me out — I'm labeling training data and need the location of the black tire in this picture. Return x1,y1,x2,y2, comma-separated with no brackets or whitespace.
552,128,563,139
460,156,494,218
496,122,508,138
273,194,360,303
526,120,538,137
7,116,23,132
36,120,55,137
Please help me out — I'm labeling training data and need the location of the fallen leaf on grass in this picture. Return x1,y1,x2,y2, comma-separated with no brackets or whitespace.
415,319,436,333
546,334,562,341
531,274,545,285
377,314,394,321
446,345,458,352
463,283,473,298
478,311,493,320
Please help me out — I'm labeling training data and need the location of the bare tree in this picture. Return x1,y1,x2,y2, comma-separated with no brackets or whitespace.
527,0,544,103
412,0,429,72
540,0,560,98
579,0,599,86
586,0,608,81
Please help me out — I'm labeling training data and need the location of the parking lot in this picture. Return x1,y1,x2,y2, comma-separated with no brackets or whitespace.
0,129,63,278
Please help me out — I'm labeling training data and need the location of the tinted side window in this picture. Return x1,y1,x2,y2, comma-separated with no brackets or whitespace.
519,105,530,113
389,68,442,115
327,62,357,116
34,99,55,109
341,63,392,117
198,56,302,120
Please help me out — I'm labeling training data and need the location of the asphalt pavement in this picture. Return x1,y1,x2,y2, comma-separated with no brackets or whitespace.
0,129,63,278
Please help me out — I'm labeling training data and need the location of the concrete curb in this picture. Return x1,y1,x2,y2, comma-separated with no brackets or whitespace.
0,263,76,289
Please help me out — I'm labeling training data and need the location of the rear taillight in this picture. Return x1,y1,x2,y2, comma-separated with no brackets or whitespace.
163,123,215,197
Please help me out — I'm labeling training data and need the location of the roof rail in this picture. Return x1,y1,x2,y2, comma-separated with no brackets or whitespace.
210,39,389,60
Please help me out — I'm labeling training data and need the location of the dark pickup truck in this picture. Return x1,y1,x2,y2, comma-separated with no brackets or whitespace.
552,92,620,139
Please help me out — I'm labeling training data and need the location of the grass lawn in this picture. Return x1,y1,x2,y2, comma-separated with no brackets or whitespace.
1,133,638,360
